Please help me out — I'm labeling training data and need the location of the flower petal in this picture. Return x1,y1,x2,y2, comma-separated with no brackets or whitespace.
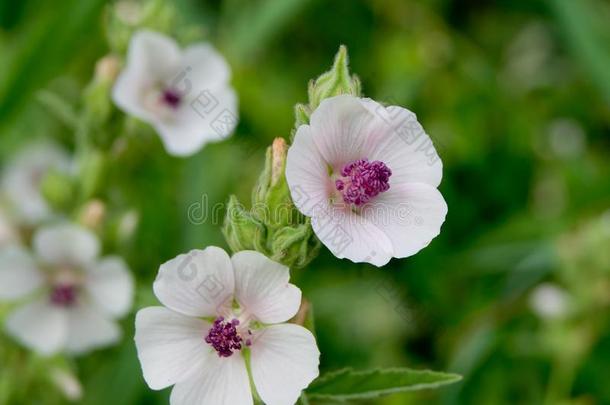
0,246,43,300
179,43,232,98
232,251,301,324
362,183,447,258
135,307,213,390
155,86,238,156
361,99,443,188
170,353,252,405
84,256,134,318
311,206,393,266
285,124,333,217
153,247,234,317
33,223,100,268
113,30,181,122
130,30,182,82
5,297,67,355
64,303,121,355
309,95,379,169
250,324,320,405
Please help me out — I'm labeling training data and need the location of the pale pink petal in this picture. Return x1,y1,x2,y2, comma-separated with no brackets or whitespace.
286,125,333,217
64,303,121,355
33,223,100,268
84,256,134,318
361,99,443,188
232,251,301,324
135,307,214,390
179,43,232,97
5,297,68,355
0,246,43,300
362,183,447,258
170,353,252,405
113,30,181,122
309,95,379,169
155,86,238,156
250,324,320,405
153,247,234,318
311,206,393,266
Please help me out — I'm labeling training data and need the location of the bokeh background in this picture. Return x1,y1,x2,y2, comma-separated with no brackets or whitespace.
1,0,610,404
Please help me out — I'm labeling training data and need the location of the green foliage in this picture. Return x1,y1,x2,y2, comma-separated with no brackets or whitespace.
306,368,461,401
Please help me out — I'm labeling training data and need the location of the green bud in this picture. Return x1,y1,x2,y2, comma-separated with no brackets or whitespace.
270,221,320,269
223,195,267,253
40,170,75,210
79,149,106,200
294,103,311,129
294,45,361,130
252,138,299,229
84,55,121,125
223,138,320,269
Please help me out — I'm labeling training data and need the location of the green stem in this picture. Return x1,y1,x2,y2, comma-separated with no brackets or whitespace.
299,392,310,405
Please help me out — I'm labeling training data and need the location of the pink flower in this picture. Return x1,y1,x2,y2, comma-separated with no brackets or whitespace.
0,223,133,355
286,95,447,266
113,30,238,156
135,247,319,405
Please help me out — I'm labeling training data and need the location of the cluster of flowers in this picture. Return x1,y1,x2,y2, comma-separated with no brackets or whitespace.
0,25,448,405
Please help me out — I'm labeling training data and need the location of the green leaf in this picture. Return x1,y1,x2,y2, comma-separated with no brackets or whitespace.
306,368,462,401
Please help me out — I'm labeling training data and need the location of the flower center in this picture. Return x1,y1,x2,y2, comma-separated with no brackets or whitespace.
160,88,182,109
205,317,252,357
335,158,392,206
50,285,78,307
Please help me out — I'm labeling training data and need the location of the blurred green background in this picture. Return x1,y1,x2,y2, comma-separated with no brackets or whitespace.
1,0,610,404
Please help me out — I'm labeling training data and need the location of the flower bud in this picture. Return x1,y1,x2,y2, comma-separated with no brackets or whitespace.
79,149,106,200
40,170,75,211
50,368,83,402
84,55,122,125
252,138,296,229
117,209,139,242
223,195,267,253
270,221,320,269
79,199,106,229
95,55,121,83
293,45,361,130
223,139,320,269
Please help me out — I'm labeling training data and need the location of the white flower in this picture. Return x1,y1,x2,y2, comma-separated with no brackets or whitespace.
529,283,570,320
1,141,71,225
135,247,319,405
113,30,238,156
0,223,133,355
285,95,447,266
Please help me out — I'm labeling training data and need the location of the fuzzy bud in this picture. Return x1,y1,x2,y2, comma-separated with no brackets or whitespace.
293,45,361,131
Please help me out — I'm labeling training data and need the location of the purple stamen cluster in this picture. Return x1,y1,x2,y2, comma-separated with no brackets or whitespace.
161,89,181,109
205,317,252,357
335,158,392,206
50,285,77,307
